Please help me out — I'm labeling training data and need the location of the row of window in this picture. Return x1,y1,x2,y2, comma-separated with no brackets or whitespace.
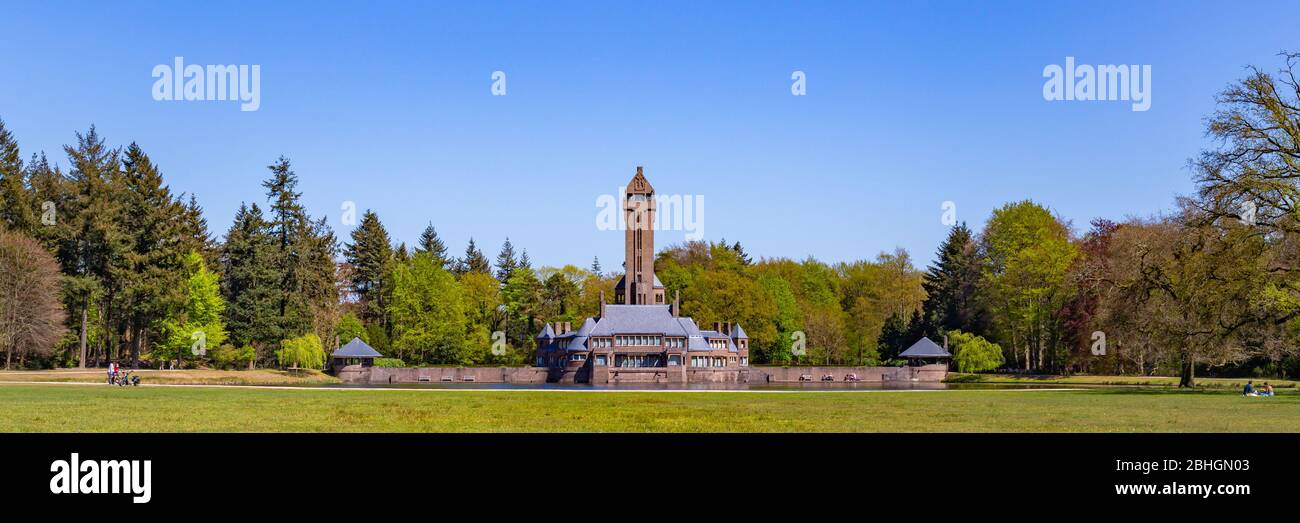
691,356,731,368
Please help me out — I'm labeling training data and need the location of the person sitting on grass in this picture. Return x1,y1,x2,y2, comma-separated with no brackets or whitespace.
1243,380,1255,396
1261,383,1275,397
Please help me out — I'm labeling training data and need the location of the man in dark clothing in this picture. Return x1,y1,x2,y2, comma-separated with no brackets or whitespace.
1243,381,1255,396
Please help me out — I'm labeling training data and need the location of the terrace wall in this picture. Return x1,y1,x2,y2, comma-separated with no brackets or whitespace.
338,366,549,384
748,364,947,383
337,364,947,384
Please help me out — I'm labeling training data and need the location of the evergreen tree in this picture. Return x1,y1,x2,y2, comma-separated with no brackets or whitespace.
62,126,129,367
918,223,986,339
0,118,37,233
518,249,531,271
118,143,197,368
219,203,284,359
495,237,519,281
459,238,490,275
591,256,602,275
344,209,392,323
416,222,449,268
260,157,340,343
394,242,409,263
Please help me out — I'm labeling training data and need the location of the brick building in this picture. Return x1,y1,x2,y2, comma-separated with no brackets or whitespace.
536,167,750,384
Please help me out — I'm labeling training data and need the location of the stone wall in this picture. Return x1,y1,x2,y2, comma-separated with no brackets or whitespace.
338,364,946,385
339,365,549,385
748,364,947,383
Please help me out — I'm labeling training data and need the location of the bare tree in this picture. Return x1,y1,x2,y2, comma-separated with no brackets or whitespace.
0,228,67,368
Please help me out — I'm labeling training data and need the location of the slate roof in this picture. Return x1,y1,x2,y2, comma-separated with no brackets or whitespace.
535,305,744,353
730,324,748,340
900,337,951,358
331,337,383,358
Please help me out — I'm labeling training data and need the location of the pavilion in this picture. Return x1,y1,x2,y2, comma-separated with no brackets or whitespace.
900,337,951,366
330,337,383,371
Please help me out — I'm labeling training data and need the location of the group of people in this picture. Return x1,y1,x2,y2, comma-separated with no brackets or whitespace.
105,362,139,386
1243,381,1275,397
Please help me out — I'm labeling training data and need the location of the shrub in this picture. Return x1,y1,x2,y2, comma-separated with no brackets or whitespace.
211,344,256,370
373,357,406,368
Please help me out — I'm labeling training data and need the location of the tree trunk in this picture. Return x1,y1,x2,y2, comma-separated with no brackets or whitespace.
1178,354,1195,388
132,326,142,369
78,305,88,368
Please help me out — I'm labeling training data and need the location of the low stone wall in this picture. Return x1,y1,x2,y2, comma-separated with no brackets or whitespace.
749,364,947,383
339,366,549,384
338,364,946,385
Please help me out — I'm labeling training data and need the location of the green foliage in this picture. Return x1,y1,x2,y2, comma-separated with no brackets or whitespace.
210,344,256,369
335,312,367,345
157,251,228,366
387,252,467,364
276,333,326,369
981,200,1078,371
948,330,1004,373
372,357,405,368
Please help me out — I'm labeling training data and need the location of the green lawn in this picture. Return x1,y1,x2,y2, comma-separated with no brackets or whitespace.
948,373,1298,389
0,383,1295,432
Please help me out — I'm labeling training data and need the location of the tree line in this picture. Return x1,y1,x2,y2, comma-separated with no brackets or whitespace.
0,53,1297,385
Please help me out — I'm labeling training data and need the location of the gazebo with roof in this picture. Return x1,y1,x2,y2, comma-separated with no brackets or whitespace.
330,337,383,371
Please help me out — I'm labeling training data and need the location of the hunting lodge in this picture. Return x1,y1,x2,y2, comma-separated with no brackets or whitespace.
535,167,750,383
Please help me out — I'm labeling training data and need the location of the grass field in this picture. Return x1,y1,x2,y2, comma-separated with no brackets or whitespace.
0,382,1295,432
947,373,1298,388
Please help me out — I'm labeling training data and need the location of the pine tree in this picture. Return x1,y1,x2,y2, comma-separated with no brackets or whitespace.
732,241,752,265
495,237,519,281
118,143,197,368
62,126,128,367
220,203,284,360
416,222,449,268
394,242,409,263
0,118,37,233
344,209,392,324
260,157,339,341
519,249,531,271
591,256,602,275
918,223,986,338
459,238,490,275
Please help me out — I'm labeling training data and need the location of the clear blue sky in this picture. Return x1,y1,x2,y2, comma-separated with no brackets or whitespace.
1,1,1295,268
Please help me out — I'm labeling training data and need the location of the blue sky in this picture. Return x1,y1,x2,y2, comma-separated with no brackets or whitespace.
0,1,1295,269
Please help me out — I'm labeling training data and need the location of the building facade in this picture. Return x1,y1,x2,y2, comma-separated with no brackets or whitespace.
536,167,750,384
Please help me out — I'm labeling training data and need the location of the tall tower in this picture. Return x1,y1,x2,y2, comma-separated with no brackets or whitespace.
619,166,664,305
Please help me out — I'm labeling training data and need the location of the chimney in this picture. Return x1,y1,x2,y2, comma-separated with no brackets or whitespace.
713,321,721,333
600,290,606,318
943,335,948,349
672,290,680,317
724,322,732,336
564,321,571,334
